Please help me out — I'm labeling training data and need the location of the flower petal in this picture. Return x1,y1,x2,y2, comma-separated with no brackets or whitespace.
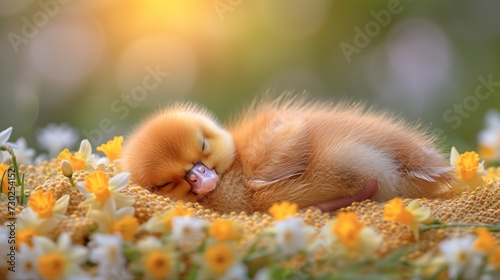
53,194,70,216
114,193,135,209
450,147,460,166
0,127,13,144
109,172,130,191
78,139,92,159
76,181,91,198
484,109,500,128
33,236,56,254
116,206,135,218
68,246,88,264
58,233,72,250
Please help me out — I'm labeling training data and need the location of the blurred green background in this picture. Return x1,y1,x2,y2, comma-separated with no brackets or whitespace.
0,0,499,159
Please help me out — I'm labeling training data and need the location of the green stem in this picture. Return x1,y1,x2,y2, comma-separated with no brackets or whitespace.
6,146,22,187
421,223,500,232
69,176,76,188
4,146,25,204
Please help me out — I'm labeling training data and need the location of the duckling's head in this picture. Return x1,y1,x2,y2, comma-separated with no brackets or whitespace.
122,104,235,202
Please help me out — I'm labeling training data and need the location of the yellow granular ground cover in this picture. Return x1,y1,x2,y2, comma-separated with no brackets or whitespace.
1,159,499,279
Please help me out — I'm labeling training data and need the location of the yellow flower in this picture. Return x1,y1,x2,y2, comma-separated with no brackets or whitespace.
17,228,38,248
384,198,432,240
384,198,413,224
111,215,140,241
413,254,447,280
29,190,55,218
29,191,69,220
163,202,195,229
332,212,363,249
16,208,60,248
33,233,87,279
489,247,500,267
77,171,135,212
89,199,137,240
269,201,298,221
209,220,242,242
478,144,497,161
145,251,171,279
57,139,93,171
38,253,66,279
457,152,480,180
141,201,195,234
477,111,500,161
474,227,497,253
131,236,176,279
450,147,487,191
58,149,85,170
205,243,234,275
84,171,111,203
484,166,500,184
0,163,10,195
97,136,123,162
325,213,381,259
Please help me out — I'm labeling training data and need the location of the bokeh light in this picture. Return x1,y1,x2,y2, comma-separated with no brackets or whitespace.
115,35,198,106
0,0,34,16
28,16,105,87
365,18,453,116
0,1,498,154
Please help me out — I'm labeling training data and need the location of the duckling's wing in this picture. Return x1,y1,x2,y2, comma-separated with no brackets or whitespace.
244,117,311,189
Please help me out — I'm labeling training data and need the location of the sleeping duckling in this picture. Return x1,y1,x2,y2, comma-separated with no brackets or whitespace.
121,96,455,213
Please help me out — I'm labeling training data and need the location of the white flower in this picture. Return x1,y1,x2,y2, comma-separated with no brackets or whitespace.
13,243,38,280
412,253,446,280
0,226,10,268
89,233,129,279
92,155,110,169
321,215,382,260
11,137,36,165
477,110,500,161
33,232,88,279
37,123,79,157
28,190,70,220
484,109,500,128
439,235,483,279
253,268,271,280
0,127,15,163
274,217,308,256
89,198,135,234
220,263,249,280
450,147,487,191
34,153,49,165
137,236,163,252
14,208,60,246
171,216,207,247
131,236,176,280
77,171,135,212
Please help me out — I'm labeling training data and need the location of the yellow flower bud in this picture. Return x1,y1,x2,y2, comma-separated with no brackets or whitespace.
60,160,73,178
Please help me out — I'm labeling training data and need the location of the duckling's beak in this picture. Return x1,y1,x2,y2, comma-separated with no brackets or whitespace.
186,163,218,195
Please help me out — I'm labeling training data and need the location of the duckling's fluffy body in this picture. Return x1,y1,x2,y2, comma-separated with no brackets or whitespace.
122,97,455,213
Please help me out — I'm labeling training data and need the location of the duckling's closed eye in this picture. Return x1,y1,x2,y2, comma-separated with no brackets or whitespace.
201,139,209,154
155,182,172,191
